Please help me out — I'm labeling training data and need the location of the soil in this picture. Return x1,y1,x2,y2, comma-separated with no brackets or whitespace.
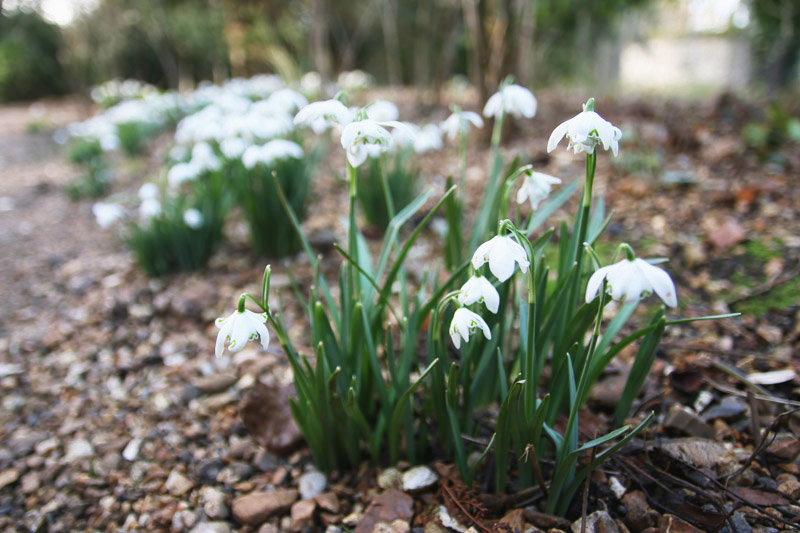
0,90,798,532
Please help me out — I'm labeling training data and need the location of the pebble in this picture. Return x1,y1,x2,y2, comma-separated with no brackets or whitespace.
189,522,231,533
355,489,414,533
314,492,340,514
232,489,298,526
0,469,20,490
165,469,194,496
571,510,618,533
200,486,229,520
298,470,327,500
401,465,438,492
64,438,94,462
377,467,402,490
290,499,316,530
122,438,143,461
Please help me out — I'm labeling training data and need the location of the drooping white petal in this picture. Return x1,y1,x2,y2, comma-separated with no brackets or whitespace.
458,276,500,313
585,265,614,304
636,259,677,307
449,308,492,349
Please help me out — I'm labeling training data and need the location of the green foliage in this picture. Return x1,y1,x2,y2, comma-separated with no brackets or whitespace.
0,10,68,101
230,156,314,258
356,149,419,233
125,180,227,278
66,138,110,200
117,121,159,157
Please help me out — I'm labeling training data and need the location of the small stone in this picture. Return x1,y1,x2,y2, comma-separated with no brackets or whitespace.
64,438,94,462
189,522,231,533
609,476,626,499
661,437,727,468
172,509,198,531
193,372,239,394
258,524,279,533
232,489,298,526
356,489,414,533
165,469,194,496
767,437,800,461
571,510,618,533
290,499,316,531
20,471,40,494
500,508,526,531
378,467,402,490
0,469,20,489
34,437,59,456
342,511,362,527
314,491,340,513
401,465,438,492
664,407,716,439
658,514,704,533
777,478,800,499
122,438,143,461
325,526,343,533
298,470,327,500
200,486,229,520
390,519,411,533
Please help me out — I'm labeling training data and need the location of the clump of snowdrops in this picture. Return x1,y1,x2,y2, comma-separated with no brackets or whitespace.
216,87,736,514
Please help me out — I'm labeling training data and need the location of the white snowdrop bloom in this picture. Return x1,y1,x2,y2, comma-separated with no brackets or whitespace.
483,84,537,119
242,140,303,169
138,182,159,201
457,275,500,313
449,308,492,349
183,208,203,229
516,171,562,210
391,122,419,148
413,124,443,154
139,198,161,219
440,111,484,141
300,71,322,95
215,309,270,358
294,99,353,131
366,100,399,122
340,119,409,167
168,145,189,162
266,88,308,113
220,137,247,160
586,258,677,307
190,142,222,173
167,162,200,187
547,110,622,157
472,235,530,282
337,70,374,91
92,202,125,228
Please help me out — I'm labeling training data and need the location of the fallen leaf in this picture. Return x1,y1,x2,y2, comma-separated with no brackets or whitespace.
707,217,746,250
730,487,791,507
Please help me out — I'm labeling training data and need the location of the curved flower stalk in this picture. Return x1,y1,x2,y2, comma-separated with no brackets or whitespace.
449,308,492,349
586,246,677,307
516,171,562,210
483,83,537,119
472,234,530,282
547,106,622,156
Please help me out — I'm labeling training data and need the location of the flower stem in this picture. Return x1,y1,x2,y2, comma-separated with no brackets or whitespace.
347,162,360,298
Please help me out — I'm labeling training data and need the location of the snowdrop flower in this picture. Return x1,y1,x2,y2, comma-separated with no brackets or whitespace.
440,111,483,141
449,308,492,349
366,100,399,122
215,309,270,358
294,99,353,132
139,198,161,219
138,182,159,201
168,145,189,162
483,84,537,119
340,119,409,167
168,162,200,187
413,124,443,154
457,276,500,313
547,109,622,157
472,235,530,282
586,257,677,307
516,171,562,210
190,142,222,173
220,137,247,160
92,202,124,228
183,208,203,229
242,140,303,169
265,88,308,113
